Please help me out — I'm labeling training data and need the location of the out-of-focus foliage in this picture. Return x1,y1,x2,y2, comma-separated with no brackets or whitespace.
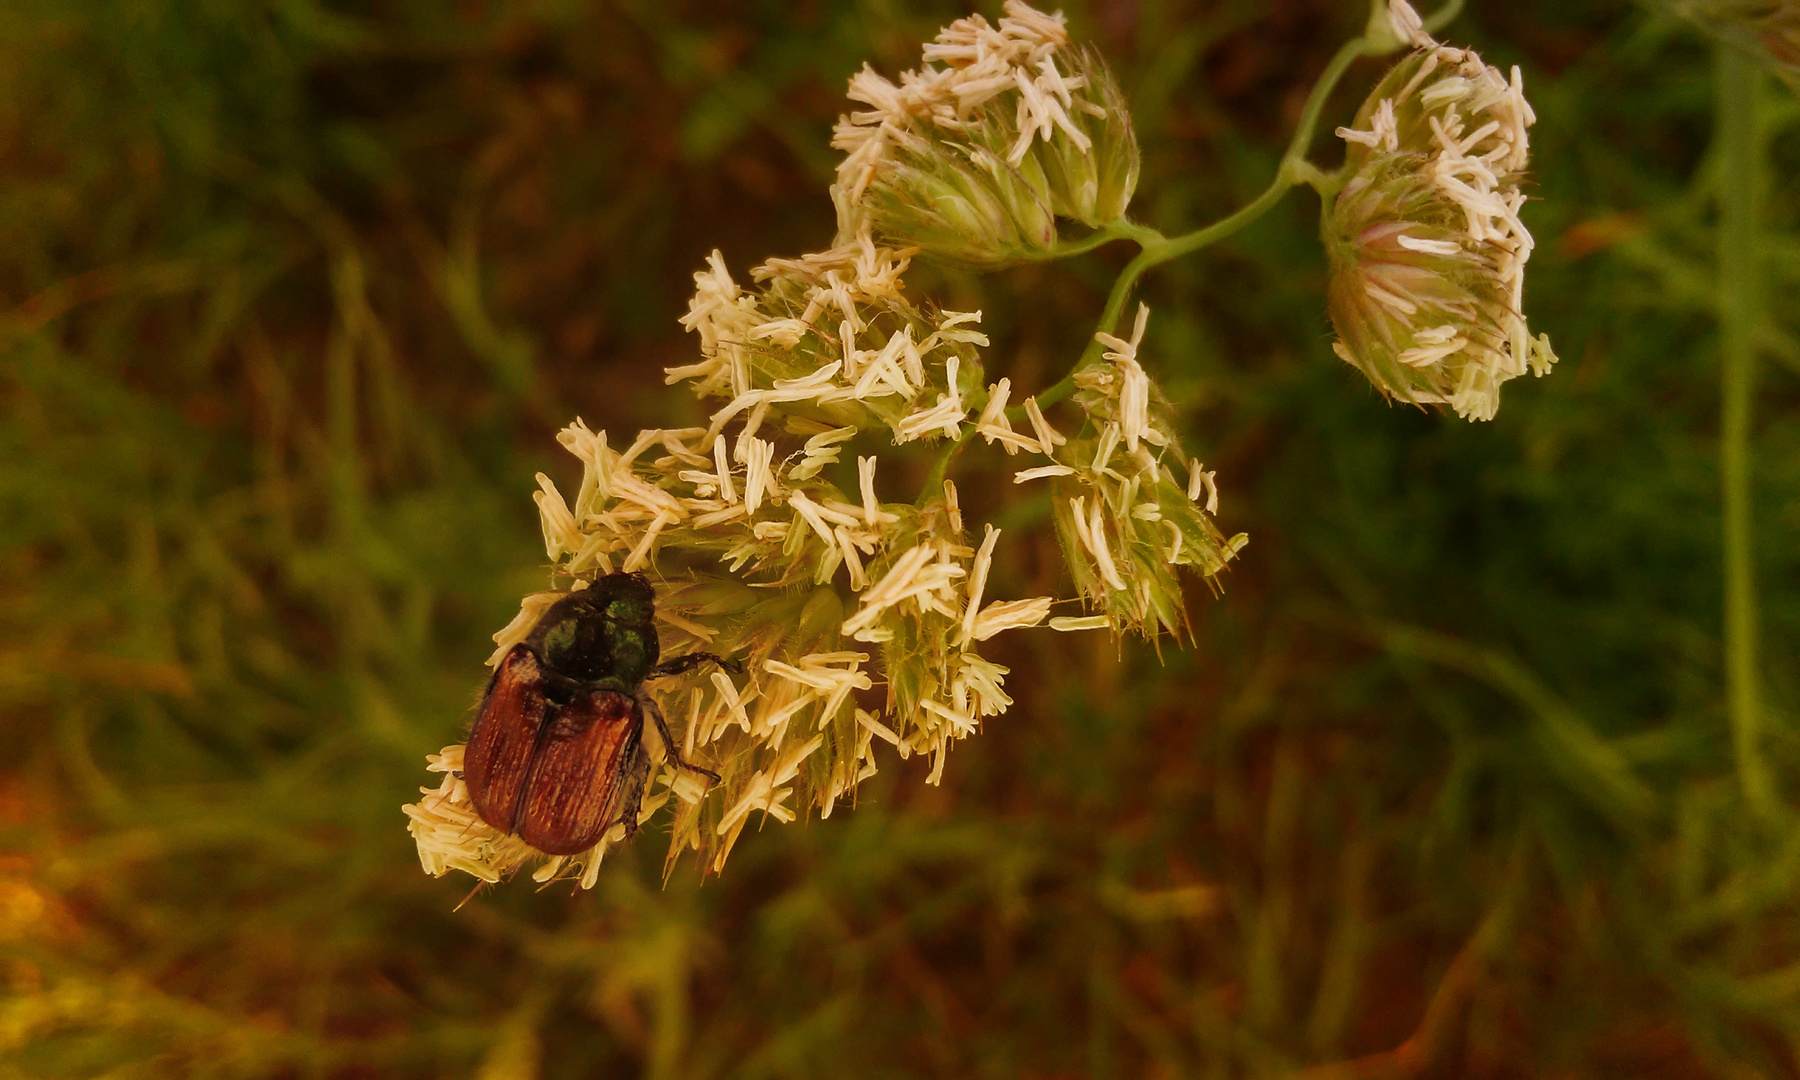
1661,0,1800,89
3,0,1799,1076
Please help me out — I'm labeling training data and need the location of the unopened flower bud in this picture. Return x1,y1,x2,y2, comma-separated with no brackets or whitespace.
1325,39,1557,421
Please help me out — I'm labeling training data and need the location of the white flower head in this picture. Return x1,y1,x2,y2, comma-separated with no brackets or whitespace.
1053,304,1246,637
1326,37,1557,420
409,242,1077,883
833,2,1139,266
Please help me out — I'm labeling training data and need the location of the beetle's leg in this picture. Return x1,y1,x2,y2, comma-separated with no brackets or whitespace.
609,736,653,841
648,651,743,679
637,691,722,784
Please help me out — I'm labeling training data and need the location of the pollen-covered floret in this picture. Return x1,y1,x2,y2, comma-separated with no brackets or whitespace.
1049,304,1245,636
1324,0,1557,421
831,1,1139,265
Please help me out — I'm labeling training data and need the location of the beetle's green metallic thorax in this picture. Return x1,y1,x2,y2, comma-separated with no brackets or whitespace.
526,573,660,694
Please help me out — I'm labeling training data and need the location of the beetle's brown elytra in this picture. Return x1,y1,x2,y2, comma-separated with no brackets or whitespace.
463,572,737,856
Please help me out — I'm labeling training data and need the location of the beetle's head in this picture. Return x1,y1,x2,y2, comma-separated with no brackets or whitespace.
587,571,655,626
532,573,659,683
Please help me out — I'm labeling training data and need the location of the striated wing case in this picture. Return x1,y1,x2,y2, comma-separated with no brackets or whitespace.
517,688,644,855
464,646,550,836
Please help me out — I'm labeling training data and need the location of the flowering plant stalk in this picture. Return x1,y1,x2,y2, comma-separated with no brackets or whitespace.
405,0,1558,889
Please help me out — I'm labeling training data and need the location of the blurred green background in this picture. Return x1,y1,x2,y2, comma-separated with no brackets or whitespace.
4,0,1799,1076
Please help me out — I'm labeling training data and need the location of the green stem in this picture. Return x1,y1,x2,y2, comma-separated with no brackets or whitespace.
1047,219,1161,259
1022,34,1376,415
917,426,976,507
1165,31,1373,259
1715,45,1773,816
1421,0,1466,34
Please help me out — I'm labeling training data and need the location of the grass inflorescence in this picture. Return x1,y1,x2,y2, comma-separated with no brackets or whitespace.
3,0,1799,1076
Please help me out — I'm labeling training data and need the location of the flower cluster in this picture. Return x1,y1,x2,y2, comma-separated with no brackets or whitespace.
1324,0,1557,421
405,3,1241,888
833,0,1139,265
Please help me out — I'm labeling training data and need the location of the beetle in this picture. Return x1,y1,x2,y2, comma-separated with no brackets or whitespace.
463,571,737,856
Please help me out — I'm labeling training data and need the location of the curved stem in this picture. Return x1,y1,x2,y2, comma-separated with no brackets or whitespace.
1026,181,1287,414
1152,35,1372,266
1422,0,1466,34
1046,219,1158,259
917,426,976,506
1020,35,1376,417
1282,35,1377,182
